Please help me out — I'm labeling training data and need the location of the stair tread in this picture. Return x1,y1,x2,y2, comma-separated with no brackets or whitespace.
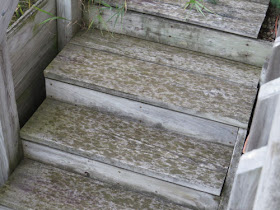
21,99,233,195
71,30,261,88
45,34,258,127
102,0,268,38
0,160,186,209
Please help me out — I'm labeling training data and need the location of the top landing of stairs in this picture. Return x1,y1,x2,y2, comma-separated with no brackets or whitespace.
103,0,269,38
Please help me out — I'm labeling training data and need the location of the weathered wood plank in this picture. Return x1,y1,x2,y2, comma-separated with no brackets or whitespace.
7,0,57,126
0,0,20,187
143,0,270,6
56,0,82,51
0,0,18,41
0,38,21,186
46,79,238,146
71,30,261,88
23,141,219,209
0,204,12,210
104,0,268,38
228,146,266,210
260,36,280,84
84,6,272,67
45,43,257,128
253,101,280,210
245,77,280,152
218,129,246,210
21,99,233,195
0,160,187,209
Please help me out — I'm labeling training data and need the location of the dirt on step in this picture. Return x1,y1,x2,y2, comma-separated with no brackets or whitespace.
259,2,280,42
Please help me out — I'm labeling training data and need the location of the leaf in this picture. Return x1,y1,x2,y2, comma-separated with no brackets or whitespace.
39,16,68,25
34,6,55,17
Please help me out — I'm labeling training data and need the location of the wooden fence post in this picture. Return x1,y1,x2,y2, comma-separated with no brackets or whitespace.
227,146,266,210
260,22,280,85
56,0,82,51
245,78,280,152
253,90,280,210
0,0,21,186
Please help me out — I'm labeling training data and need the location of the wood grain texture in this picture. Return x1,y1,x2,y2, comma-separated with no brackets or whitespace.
218,129,246,210
0,38,21,186
246,77,280,152
0,204,12,210
0,160,187,210
23,141,219,209
71,30,261,88
7,0,58,126
84,7,272,67
228,146,266,210
45,43,257,128
0,0,19,187
56,0,82,51
253,102,280,210
261,37,280,84
20,99,233,195
103,0,268,38
46,79,238,146
0,0,18,42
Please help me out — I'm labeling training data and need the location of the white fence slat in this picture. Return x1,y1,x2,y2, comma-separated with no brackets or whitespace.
253,96,280,210
245,77,280,152
227,146,266,210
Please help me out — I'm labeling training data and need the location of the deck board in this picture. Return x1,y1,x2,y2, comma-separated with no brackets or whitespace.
45,40,257,127
71,30,261,88
0,160,187,209
20,99,233,195
103,0,268,38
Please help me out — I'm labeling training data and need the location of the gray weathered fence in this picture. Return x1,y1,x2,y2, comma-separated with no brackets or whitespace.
0,0,81,187
0,0,20,186
228,24,280,210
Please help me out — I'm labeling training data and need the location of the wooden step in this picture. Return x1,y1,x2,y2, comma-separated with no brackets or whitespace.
84,6,272,66
103,0,268,38
45,32,258,128
0,159,187,209
20,99,233,196
71,30,261,88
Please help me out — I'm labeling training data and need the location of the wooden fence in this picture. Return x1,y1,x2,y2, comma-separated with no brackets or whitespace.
0,0,81,186
228,24,280,210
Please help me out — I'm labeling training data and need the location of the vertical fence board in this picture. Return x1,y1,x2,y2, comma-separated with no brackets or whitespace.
253,96,280,210
0,0,20,186
57,0,82,51
227,146,266,210
246,77,280,152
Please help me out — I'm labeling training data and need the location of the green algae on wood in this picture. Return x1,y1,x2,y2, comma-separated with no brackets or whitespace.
20,99,233,195
0,160,187,210
45,43,257,128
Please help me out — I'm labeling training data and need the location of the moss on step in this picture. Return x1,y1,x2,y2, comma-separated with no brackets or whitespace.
0,160,187,209
20,99,233,195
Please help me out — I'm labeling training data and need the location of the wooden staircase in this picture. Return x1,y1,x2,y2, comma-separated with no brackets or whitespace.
0,0,272,209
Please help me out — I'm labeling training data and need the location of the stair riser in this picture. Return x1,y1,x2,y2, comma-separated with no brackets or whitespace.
0,205,12,210
84,7,272,67
22,140,219,210
46,79,238,146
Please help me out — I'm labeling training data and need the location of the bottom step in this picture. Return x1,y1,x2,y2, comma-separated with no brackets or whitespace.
0,160,186,210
